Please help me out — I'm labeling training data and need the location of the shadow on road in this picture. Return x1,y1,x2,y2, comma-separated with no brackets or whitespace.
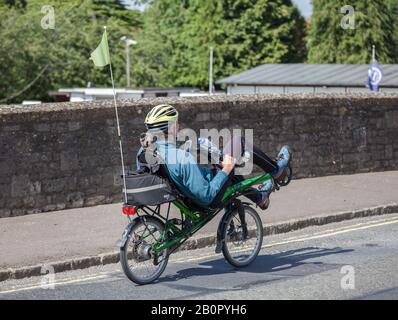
159,246,353,287
0,247,354,300
355,286,398,300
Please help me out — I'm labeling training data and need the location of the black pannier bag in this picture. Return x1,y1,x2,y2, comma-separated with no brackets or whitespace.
124,173,177,206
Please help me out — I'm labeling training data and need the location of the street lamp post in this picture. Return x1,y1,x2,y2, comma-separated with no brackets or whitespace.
120,36,137,88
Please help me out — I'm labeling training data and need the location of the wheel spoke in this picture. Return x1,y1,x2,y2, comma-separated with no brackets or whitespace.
121,217,169,285
223,206,262,267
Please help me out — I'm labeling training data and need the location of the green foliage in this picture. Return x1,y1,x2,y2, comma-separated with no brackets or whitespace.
0,0,27,8
2,0,398,103
0,0,307,102
307,0,396,64
387,0,398,60
92,0,142,27
0,0,142,103
133,0,307,89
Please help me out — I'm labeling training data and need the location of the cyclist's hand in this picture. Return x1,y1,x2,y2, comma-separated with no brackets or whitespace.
221,154,236,175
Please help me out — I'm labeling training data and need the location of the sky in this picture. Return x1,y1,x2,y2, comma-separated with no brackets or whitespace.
123,0,313,18
292,0,312,18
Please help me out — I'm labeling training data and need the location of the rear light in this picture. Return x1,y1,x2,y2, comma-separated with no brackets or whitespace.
122,205,136,216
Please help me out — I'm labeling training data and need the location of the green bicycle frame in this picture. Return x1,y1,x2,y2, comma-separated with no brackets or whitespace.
140,172,273,255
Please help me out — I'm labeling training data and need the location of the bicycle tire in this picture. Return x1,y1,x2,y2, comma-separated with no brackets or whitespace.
221,205,263,268
120,216,169,285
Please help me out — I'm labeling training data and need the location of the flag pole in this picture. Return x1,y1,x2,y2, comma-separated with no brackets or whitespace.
104,26,128,204
209,47,213,95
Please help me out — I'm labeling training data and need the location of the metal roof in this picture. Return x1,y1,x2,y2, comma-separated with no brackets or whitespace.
216,64,398,87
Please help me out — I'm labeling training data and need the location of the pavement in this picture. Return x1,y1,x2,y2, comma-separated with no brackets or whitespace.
1,214,397,300
0,170,397,281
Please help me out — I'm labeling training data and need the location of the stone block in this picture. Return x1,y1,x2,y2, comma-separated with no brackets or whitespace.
0,209,11,218
11,209,26,217
85,195,106,206
34,123,51,132
60,151,79,171
68,122,81,131
11,175,41,197
385,110,398,129
195,113,211,122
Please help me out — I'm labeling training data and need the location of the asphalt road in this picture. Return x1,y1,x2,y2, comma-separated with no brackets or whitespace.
1,214,397,300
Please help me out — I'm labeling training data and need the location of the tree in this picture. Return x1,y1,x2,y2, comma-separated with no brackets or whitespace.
307,0,395,64
92,0,142,27
0,0,26,8
387,0,398,62
133,0,307,89
0,0,142,104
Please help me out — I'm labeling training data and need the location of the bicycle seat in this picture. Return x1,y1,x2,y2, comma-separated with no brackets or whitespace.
157,163,219,213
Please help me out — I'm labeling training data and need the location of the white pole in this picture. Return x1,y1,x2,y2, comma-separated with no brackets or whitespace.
126,44,130,87
372,45,376,63
209,47,213,95
105,26,128,204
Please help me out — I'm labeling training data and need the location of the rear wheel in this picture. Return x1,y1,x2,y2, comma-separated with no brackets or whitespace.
221,205,263,267
120,216,169,285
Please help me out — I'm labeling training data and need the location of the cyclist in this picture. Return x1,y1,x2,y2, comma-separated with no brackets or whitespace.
140,104,291,210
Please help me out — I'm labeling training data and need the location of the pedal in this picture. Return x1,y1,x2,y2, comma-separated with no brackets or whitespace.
169,218,183,225
182,219,195,233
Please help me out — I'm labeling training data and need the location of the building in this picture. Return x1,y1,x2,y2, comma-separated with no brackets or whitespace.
216,64,398,95
22,100,42,105
49,87,205,102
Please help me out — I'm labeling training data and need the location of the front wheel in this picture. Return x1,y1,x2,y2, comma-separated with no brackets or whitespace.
120,216,169,285
221,205,263,267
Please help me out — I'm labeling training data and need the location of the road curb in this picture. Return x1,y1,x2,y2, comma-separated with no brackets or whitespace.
1,202,397,283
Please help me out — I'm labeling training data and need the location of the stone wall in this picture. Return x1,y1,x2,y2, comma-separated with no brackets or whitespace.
1,93,398,217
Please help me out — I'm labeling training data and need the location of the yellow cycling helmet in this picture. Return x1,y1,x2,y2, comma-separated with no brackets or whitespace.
144,104,179,132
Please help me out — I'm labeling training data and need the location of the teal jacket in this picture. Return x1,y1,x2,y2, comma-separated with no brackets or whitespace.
156,140,228,207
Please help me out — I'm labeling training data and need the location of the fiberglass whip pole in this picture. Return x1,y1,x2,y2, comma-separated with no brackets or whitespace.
105,26,128,204
209,47,213,95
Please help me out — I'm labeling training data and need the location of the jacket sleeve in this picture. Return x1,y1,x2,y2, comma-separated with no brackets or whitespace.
197,165,213,182
177,153,228,206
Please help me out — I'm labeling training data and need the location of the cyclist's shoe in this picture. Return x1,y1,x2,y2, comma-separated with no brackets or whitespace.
272,146,291,181
256,179,274,210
